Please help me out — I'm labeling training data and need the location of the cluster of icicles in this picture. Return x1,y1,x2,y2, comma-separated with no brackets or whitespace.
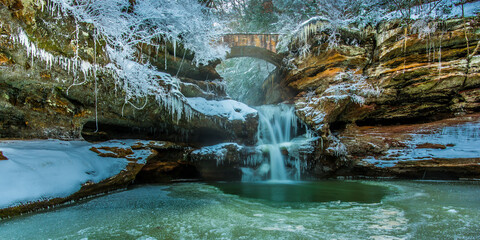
7,0,226,124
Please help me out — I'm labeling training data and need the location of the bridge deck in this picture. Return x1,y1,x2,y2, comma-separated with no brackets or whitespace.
220,34,279,53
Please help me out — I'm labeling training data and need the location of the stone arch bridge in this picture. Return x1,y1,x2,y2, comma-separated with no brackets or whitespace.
219,34,283,67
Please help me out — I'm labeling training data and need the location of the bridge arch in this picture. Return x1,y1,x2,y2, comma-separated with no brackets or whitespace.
226,46,283,67
219,34,284,67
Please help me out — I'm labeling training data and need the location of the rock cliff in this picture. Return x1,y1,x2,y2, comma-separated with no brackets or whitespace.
0,0,257,145
279,17,480,179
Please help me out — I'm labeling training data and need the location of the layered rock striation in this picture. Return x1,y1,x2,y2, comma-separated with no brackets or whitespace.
0,0,258,145
279,17,480,179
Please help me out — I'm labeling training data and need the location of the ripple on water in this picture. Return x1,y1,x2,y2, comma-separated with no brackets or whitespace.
0,181,479,240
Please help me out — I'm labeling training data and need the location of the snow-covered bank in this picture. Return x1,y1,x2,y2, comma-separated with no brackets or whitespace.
361,120,480,168
0,140,151,209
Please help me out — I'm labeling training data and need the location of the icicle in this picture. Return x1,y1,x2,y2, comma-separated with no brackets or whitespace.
93,29,99,133
164,42,167,70
173,38,176,61
438,30,443,74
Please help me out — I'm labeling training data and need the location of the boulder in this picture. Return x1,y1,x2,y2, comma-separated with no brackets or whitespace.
134,141,200,183
188,143,259,181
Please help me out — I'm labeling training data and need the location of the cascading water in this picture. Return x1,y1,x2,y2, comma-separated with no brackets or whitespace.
243,104,315,182
256,104,298,181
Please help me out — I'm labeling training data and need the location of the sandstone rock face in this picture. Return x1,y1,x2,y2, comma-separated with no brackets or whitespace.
342,114,480,180
362,19,480,125
0,0,258,145
281,18,480,179
288,18,480,132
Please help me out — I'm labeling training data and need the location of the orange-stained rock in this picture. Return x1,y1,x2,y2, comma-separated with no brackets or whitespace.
286,17,480,137
0,151,7,160
416,143,447,149
0,141,156,219
89,146,135,159
284,46,369,92
0,53,11,65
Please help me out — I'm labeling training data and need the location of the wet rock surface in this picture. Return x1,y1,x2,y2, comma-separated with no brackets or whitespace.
334,114,480,179
0,151,7,160
277,17,480,179
134,141,200,183
0,1,258,145
188,143,257,181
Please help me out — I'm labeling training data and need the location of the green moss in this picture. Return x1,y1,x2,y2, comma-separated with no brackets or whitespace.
403,80,437,95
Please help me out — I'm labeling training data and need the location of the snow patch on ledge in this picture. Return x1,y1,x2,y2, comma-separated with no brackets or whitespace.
362,121,480,168
186,97,257,121
0,140,147,209
191,143,243,166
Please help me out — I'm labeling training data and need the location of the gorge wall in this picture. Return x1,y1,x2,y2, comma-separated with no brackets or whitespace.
0,0,257,146
0,0,259,217
2,0,480,189
277,16,480,179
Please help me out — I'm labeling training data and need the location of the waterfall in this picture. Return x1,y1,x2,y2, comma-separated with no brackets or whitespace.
255,104,299,181
240,104,317,182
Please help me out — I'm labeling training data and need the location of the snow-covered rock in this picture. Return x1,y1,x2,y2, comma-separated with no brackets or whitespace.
186,97,257,121
0,139,154,216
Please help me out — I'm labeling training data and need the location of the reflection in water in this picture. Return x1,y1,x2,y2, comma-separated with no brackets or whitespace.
211,181,388,203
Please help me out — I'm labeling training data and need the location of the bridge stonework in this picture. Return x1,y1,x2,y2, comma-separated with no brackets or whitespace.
218,34,283,67
221,34,279,53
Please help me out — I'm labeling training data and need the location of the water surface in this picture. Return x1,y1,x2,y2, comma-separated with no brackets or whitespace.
211,181,388,204
1,180,479,239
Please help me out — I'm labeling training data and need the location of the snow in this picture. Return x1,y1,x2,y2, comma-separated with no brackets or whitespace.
191,143,240,156
384,1,480,20
0,139,150,209
186,97,257,121
190,143,242,166
7,0,231,124
448,1,480,18
389,121,480,161
363,121,480,168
